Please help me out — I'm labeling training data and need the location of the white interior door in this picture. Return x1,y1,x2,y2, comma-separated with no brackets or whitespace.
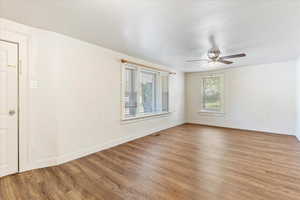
0,41,19,177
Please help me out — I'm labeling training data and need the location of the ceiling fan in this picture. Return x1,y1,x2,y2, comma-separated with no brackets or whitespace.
186,47,246,65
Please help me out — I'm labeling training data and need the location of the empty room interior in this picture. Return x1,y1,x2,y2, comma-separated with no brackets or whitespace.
1,1,300,200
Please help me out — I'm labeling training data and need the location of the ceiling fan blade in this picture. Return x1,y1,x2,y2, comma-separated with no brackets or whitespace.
186,59,210,62
217,59,233,64
219,53,246,60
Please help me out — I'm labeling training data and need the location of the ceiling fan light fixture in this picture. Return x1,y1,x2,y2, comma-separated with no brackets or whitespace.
207,48,221,60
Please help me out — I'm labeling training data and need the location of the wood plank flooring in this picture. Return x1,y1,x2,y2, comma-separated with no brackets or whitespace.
1,124,300,200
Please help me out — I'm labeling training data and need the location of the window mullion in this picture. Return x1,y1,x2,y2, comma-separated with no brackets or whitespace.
202,78,206,111
157,73,162,113
136,68,141,115
167,75,170,112
121,65,126,119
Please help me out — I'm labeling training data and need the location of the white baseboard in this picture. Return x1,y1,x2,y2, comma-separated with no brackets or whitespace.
56,123,183,165
56,133,149,165
27,122,297,172
188,121,294,136
296,134,300,142
28,122,185,170
20,156,58,173
34,156,58,169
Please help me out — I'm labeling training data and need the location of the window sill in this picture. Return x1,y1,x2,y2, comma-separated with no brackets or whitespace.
198,110,225,116
121,112,171,123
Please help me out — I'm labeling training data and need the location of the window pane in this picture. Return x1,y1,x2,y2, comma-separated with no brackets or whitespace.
141,71,156,113
203,77,222,111
161,76,169,112
124,68,137,117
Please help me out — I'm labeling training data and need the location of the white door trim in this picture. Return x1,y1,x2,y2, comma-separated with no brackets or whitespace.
0,30,30,172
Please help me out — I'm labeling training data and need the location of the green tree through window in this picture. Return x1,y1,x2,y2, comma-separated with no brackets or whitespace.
203,76,222,111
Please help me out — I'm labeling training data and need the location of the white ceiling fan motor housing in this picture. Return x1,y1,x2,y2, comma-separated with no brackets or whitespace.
207,48,221,60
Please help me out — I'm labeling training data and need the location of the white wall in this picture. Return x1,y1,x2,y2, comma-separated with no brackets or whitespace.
0,18,186,170
186,61,297,135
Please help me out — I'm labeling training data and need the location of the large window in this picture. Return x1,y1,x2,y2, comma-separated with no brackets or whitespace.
201,75,224,113
122,64,170,120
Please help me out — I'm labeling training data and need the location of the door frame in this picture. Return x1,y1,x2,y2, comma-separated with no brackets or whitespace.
0,29,30,172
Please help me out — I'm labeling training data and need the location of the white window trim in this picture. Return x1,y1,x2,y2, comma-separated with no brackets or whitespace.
121,64,170,121
122,111,170,121
199,74,225,114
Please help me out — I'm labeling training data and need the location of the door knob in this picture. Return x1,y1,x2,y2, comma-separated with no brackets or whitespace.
9,110,16,116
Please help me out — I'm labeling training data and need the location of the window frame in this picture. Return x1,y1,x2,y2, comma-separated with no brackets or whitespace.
199,74,225,114
121,64,170,121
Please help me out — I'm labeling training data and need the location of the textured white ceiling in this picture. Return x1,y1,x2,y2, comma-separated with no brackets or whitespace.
1,0,300,71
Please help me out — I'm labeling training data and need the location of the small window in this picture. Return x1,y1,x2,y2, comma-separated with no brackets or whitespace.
122,64,170,120
201,75,224,113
